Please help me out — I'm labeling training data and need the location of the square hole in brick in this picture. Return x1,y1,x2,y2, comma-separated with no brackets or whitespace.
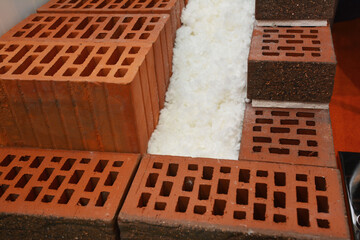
146,173,158,188
155,202,166,211
239,169,250,183
255,183,267,199
26,187,42,201
296,174,307,182
198,185,211,200
153,162,162,169
220,166,231,174
41,195,54,203
85,177,99,192
30,156,44,168
0,185,9,198
217,179,230,194
236,189,248,205
51,157,62,163
104,172,118,186
38,168,54,181
234,211,246,220
78,197,89,206
176,196,190,213
188,164,198,171
317,219,330,229
274,214,286,223
80,158,90,164
49,175,65,190
167,163,178,177
202,166,213,180
137,193,151,208
253,203,266,221
274,172,286,186
94,160,108,172
317,196,329,213
61,158,76,171
160,181,173,197
274,192,286,208
253,146,262,152
95,191,109,207
6,194,19,202
182,177,195,192
112,161,123,167
5,166,22,180
19,155,30,162
212,199,226,216
15,174,32,188
257,170,268,177
315,177,327,191
297,208,310,227
296,187,308,203
194,205,206,215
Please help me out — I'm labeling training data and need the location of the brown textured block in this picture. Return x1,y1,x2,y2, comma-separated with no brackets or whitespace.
255,0,338,22
248,25,336,103
118,155,350,240
0,41,165,153
1,13,173,96
0,147,140,240
239,104,336,168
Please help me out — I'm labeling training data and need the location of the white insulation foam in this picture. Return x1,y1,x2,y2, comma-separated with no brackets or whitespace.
147,0,256,160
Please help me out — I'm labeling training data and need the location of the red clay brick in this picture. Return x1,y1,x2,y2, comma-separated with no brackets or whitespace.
118,155,349,240
0,147,140,240
239,104,336,168
0,41,164,153
248,25,336,103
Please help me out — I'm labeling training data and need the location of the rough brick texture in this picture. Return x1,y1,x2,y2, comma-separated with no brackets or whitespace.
0,41,165,153
248,25,336,103
239,104,336,168
0,147,140,240
118,155,349,240
255,0,338,22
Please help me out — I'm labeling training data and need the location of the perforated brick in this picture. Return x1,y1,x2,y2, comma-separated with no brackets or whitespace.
248,25,336,103
0,147,140,240
1,13,173,106
0,41,164,153
239,104,336,168
118,155,349,240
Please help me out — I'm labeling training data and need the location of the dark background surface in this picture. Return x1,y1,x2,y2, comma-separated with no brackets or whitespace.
335,0,360,22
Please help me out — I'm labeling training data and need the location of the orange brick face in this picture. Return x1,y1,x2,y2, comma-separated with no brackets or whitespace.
119,155,349,240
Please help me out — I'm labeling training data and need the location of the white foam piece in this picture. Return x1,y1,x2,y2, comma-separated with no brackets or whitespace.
147,0,256,160
251,100,329,109
256,20,328,27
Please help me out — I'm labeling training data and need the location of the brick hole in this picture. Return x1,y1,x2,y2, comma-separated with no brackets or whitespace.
145,25,155,31
297,129,316,135
299,150,318,157
287,29,303,33
255,183,267,199
58,189,74,204
61,158,76,171
220,166,231,174
286,52,305,57
262,52,279,56
274,214,287,223
188,164,197,171
217,179,230,194
15,174,32,188
94,160,108,172
96,47,109,55
108,4,117,9
23,23,34,29
274,191,286,208
96,33,106,39
256,118,273,124
312,53,321,57
150,17,160,23
77,198,89,206
63,68,76,77
38,168,55,181
297,112,315,118
271,127,290,133
262,46,270,50
202,166,213,180
132,17,146,30
255,110,263,115
303,47,320,51
297,208,310,227
234,211,246,220
25,187,42,201
271,111,290,116
286,40,303,44
73,46,93,64
123,17,133,23
114,69,128,78
263,34,270,38
66,46,78,53
85,177,99,192
239,169,250,183
183,177,195,192
69,170,84,184
137,193,151,208
305,121,316,127
0,66,11,74
42,195,54,203
40,32,51,38
159,4,166,7
0,185,9,198
263,40,279,43
310,29,319,33
104,172,119,186
140,33,150,39
194,205,206,215
125,33,135,39
307,140,318,147
5,166,22,180
264,29,279,33
296,186,308,203
313,40,321,44
13,31,25,37
0,154,15,166
29,66,44,75
253,203,266,221
50,4,60,8
155,202,166,211
167,163,179,177
256,170,268,177
296,174,307,182
269,148,289,155
34,45,46,52
45,56,69,76
274,172,286,186
67,32,79,38
96,68,110,77
317,219,330,229
160,181,173,196
236,189,248,205
76,17,92,30
317,196,329,213
301,34,317,39
69,17,80,22
133,4,142,8
146,173,158,188
279,138,300,145
40,45,62,64
122,58,134,66
279,34,295,38
198,185,211,200
280,119,299,125
176,196,190,213
253,126,261,132
6,194,19,202
32,16,43,22
212,199,226,216
49,175,65,190
253,137,272,143
80,158,90,164
253,146,262,152
5,44,19,52
80,57,101,77
153,162,162,169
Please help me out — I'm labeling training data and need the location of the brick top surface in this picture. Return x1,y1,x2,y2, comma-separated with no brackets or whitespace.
38,0,179,13
239,104,336,168
249,25,336,63
0,147,140,221
1,13,169,44
120,155,349,240
0,41,151,83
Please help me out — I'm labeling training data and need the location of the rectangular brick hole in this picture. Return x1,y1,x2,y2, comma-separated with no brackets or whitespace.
306,121,316,126
315,176,327,191
220,166,231,174
146,173,158,188
25,187,42,201
280,119,299,125
38,168,54,181
85,177,99,192
58,189,74,204
217,179,230,194
137,193,151,208
95,191,109,207
182,177,195,192
299,151,318,157
212,199,226,216
153,162,163,169
253,137,272,143
317,196,329,213
198,185,211,200
41,195,54,203
239,169,250,183
188,164,198,171
30,156,44,168
160,181,173,196
69,170,84,184
0,184,9,198
255,183,267,199
155,202,166,211
80,158,90,164
274,191,286,208
253,203,266,221
49,175,65,190
176,196,190,213
297,208,310,227
94,160,108,172
317,219,330,229
256,118,273,124
253,126,261,132
51,157,62,162
104,171,118,186
269,148,290,155
194,205,206,215
6,193,19,202
296,174,307,182
234,211,246,220
78,197,89,206
107,46,125,65
19,155,30,162
255,110,263,115
279,139,300,145
61,158,76,171
5,166,22,180
271,111,289,116
307,140,318,147
236,189,248,205
274,172,286,186
253,146,262,152
271,127,290,133
296,187,308,203
274,214,286,223
15,174,32,188
202,166,213,180
297,112,315,118
256,170,268,177
167,163,178,177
